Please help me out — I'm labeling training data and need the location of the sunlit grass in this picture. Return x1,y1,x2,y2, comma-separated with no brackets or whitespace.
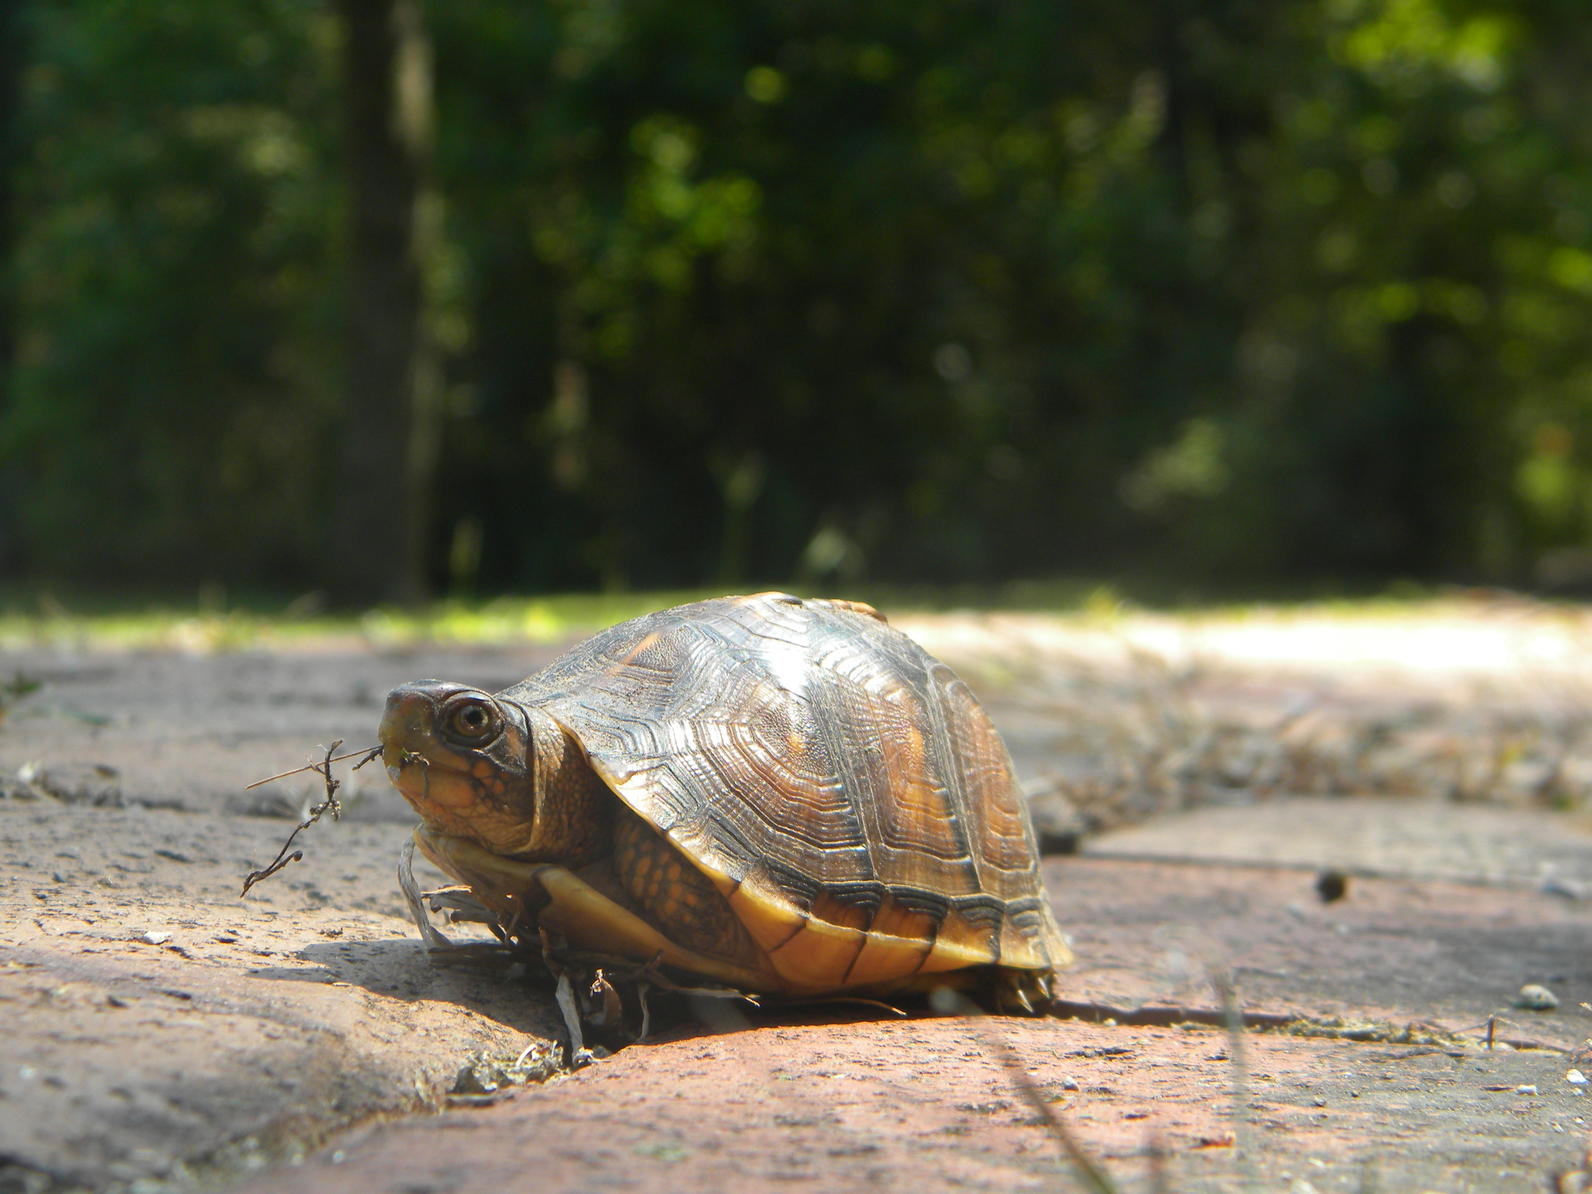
0,577,1518,654
0,588,736,651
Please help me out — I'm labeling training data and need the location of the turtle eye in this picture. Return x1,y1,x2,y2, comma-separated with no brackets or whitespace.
443,697,500,745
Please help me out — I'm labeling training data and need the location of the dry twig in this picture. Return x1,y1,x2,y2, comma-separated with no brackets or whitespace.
239,740,381,896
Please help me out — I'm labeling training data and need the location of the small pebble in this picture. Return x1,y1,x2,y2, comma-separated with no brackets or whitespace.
1517,1084,1539,1096
139,931,171,946
1568,1069,1588,1086
1541,876,1590,900
1516,983,1559,1011
1315,869,1349,903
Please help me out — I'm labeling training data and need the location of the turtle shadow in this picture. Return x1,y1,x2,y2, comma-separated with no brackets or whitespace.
620,989,959,1050
248,936,563,1038
252,935,958,1051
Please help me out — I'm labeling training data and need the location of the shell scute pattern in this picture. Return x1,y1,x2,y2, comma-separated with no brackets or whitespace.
501,593,1062,979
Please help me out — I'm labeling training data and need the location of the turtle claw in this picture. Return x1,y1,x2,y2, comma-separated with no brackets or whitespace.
553,968,590,1067
398,838,456,949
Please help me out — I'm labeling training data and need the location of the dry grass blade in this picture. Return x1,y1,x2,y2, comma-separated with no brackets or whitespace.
1208,964,1257,1193
242,743,383,790
240,739,369,896
0,671,43,727
930,988,1120,1194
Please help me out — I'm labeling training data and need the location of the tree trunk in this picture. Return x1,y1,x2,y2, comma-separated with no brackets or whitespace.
330,0,439,605
0,3,27,576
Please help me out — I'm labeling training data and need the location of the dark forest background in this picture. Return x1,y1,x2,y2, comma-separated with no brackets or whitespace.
2,0,1591,605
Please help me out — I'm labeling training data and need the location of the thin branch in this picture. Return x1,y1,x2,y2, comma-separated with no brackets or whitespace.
243,743,382,790
240,740,358,897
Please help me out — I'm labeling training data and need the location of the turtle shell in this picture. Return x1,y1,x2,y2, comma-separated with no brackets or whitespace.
497,592,1067,996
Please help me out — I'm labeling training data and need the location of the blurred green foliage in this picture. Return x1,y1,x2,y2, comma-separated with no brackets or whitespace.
3,0,1592,598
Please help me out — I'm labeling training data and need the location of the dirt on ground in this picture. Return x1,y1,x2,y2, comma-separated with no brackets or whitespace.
4,601,1592,1193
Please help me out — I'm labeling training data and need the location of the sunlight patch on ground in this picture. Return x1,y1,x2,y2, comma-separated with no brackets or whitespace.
899,598,1592,682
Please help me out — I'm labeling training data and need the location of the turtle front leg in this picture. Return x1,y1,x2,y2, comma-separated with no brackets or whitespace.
611,808,760,961
555,971,595,1067
539,927,600,1068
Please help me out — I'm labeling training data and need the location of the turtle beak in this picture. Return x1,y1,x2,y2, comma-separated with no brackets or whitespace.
379,684,442,781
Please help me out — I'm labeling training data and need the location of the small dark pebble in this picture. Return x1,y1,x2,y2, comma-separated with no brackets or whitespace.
1036,828,1080,855
1316,869,1349,903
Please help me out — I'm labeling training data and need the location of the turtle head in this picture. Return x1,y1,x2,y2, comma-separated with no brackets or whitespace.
379,681,537,855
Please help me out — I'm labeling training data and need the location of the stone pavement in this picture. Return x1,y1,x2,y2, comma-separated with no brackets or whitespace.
231,813,1592,1194
2,634,1592,1192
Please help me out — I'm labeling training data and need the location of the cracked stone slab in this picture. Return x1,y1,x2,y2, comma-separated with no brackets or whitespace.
1083,795,1592,889
232,1013,1587,1194
236,821,1592,1194
0,803,560,1193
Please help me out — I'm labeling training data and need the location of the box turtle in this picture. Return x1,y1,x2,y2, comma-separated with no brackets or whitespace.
379,593,1068,1014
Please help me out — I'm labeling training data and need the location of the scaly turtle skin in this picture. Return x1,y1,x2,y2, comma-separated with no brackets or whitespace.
379,592,1068,1010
